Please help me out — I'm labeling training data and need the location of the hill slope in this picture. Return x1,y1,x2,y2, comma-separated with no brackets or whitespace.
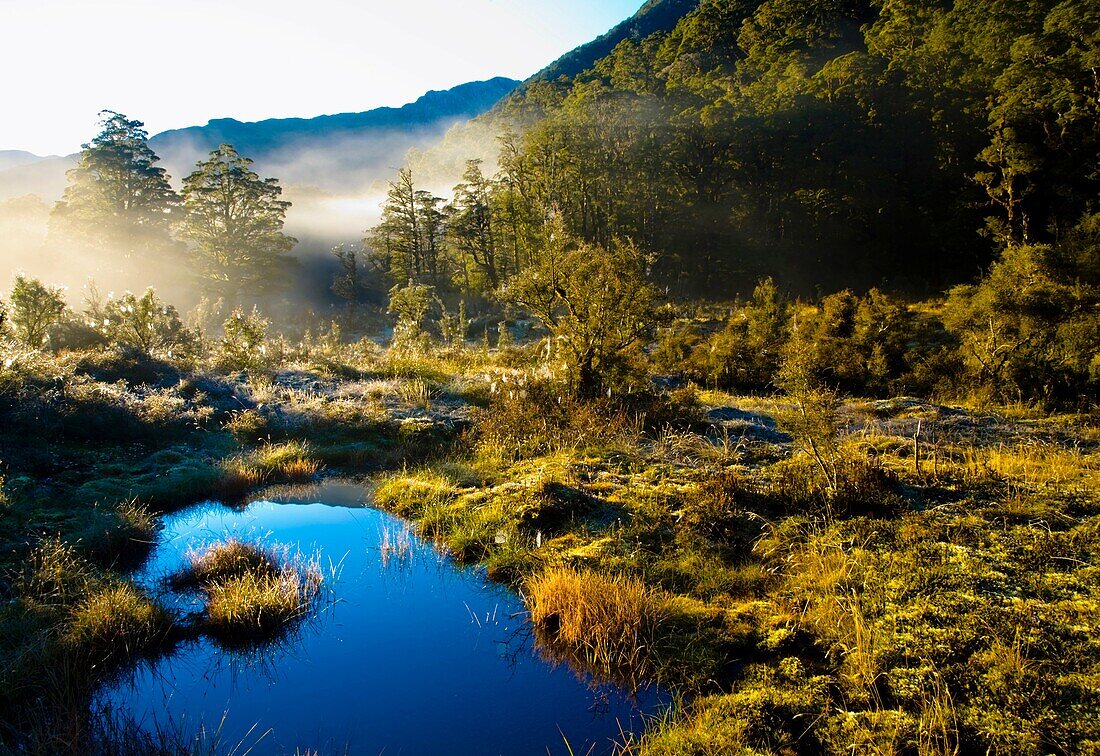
402,0,1099,296
522,0,699,85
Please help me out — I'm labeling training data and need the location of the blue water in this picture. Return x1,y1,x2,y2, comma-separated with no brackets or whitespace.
102,480,663,755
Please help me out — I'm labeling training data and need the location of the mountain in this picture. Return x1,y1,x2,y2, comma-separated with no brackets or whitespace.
0,150,56,172
522,0,699,86
150,77,520,192
0,77,520,203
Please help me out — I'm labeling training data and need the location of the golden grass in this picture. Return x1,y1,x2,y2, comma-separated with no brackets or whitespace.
176,539,324,644
216,461,268,499
278,457,322,481
961,442,1099,489
171,539,278,589
65,583,173,658
526,566,661,681
204,569,321,643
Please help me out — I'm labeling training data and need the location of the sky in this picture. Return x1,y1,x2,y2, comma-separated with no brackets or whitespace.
0,0,642,156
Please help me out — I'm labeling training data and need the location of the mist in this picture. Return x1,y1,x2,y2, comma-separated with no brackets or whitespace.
0,109,510,324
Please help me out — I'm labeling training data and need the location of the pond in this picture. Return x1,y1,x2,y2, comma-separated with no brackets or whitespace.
101,480,664,755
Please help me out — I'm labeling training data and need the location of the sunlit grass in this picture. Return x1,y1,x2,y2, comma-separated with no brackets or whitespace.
174,539,325,645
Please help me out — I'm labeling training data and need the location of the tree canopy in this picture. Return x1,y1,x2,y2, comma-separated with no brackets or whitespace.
179,144,298,302
49,111,180,276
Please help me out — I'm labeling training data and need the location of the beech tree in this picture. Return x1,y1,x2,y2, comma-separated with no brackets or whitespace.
49,111,180,272
366,169,446,286
179,144,298,301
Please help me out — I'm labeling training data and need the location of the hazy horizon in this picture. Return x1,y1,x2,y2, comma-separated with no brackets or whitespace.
1,0,642,156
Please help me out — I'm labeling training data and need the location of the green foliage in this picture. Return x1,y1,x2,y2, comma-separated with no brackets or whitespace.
387,280,438,353
48,111,180,275
366,169,447,287
179,144,298,301
330,243,364,312
784,288,920,397
219,307,269,371
423,0,1099,297
9,274,66,348
506,232,659,398
688,278,792,391
944,230,1100,403
91,288,194,356
448,159,502,291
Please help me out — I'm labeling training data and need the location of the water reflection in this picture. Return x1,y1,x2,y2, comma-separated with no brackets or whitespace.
102,481,666,755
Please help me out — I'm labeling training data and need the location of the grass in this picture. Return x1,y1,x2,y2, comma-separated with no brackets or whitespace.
173,540,324,646
65,583,175,661
204,569,321,644
527,567,661,683
2,336,1098,753
170,539,279,589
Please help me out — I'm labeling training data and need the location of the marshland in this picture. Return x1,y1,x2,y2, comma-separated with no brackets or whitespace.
2,0,1098,753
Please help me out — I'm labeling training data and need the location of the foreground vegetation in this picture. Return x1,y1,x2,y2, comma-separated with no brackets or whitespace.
377,384,1099,754
1,251,1098,753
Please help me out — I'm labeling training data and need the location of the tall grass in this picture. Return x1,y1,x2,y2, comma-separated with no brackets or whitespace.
173,540,324,645
526,567,661,684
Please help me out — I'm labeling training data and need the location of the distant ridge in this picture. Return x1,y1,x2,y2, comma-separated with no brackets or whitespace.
150,77,520,163
0,150,56,172
0,77,520,201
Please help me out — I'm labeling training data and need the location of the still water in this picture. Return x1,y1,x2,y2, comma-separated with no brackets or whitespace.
102,480,662,755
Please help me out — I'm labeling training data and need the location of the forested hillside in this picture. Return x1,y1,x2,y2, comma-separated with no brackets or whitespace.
391,0,1098,296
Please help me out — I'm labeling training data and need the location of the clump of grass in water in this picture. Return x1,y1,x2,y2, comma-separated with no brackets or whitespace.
170,538,279,589
378,523,414,568
172,539,324,645
527,566,661,686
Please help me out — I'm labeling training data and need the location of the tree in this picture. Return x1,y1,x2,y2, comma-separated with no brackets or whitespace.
9,275,67,348
366,169,446,286
331,244,364,312
448,160,501,291
49,111,180,276
506,228,659,398
179,144,298,301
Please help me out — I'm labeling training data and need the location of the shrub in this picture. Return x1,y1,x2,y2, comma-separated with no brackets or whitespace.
219,307,269,371
681,469,768,549
9,275,67,348
92,288,196,357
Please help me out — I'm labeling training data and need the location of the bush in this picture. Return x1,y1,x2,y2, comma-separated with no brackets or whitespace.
92,288,197,357
219,307,269,371
9,275,66,348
